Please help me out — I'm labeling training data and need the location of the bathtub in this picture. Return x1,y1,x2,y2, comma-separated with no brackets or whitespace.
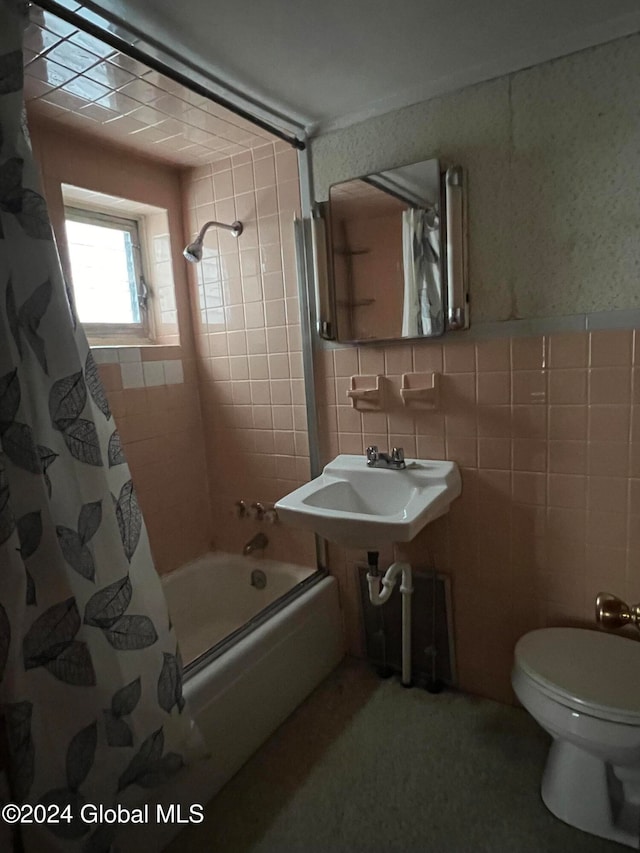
120,552,344,852
162,551,320,668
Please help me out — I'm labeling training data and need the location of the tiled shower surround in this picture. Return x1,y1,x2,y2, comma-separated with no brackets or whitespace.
317,329,640,704
180,142,316,567
34,114,316,573
98,144,317,570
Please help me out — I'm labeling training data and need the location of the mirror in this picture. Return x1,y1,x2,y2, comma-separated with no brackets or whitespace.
315,158,468,344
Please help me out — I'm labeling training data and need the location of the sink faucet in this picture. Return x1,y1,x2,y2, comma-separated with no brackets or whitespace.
366,446,406,469
243,532,268,556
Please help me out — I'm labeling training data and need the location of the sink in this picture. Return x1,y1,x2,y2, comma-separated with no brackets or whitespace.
275,454,461,550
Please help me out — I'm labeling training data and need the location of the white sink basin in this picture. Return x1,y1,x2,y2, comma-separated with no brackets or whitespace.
275,454,461,550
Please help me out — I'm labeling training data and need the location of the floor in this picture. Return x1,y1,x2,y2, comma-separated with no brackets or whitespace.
167,659,624,853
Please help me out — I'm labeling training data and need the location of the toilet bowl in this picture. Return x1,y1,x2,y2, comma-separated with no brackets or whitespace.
512,627,640,847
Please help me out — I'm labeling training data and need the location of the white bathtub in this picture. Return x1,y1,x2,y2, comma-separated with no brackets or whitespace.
162,552,318,666
120,552,344,852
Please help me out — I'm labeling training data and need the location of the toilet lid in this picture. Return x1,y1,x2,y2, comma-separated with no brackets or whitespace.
515,628,640,724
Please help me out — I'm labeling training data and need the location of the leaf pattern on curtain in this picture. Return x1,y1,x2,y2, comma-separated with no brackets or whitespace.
5,701,35,802
117,727,184,792
16,511,40,603
114,480,142,561
0,3,205,850
7,276,52,371
107,430,125,468
85,351,111,419
104,678,141,747
157,650,186,714
38,722,98,841
22,597,96,686
56,500,102,581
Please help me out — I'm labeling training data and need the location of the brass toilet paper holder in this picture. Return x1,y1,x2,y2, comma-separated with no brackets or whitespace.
595,592,640,633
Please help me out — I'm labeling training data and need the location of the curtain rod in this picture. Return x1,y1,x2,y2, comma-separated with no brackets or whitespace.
31,0,307,151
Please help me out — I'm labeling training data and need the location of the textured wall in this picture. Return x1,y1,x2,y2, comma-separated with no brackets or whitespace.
311,33,640,323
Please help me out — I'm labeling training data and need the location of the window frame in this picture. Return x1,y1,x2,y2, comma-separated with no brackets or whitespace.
64,205,151,343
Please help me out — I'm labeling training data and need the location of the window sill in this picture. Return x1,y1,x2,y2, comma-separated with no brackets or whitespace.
88,336,153,347
92,344,185,389
85,322,150,346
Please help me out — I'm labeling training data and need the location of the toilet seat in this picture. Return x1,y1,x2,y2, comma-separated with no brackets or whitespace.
514,628,640,726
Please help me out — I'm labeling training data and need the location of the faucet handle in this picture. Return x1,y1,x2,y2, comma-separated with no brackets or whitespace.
251,501,265,520
391,447,406,468
235,499,247,518
366,446,379,466
264,507,279,524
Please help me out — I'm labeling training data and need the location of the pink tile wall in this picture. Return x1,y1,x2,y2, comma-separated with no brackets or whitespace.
29,115,195,355
30,117,213,574
143,212,180,344
315,328,640,704
99,360,211,573
181,143,316,566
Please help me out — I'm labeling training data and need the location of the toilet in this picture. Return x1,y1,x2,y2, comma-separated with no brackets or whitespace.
512,627,640,848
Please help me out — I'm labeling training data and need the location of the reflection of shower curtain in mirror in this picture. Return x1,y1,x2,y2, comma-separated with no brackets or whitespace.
0,4,204,850
401,208,443,337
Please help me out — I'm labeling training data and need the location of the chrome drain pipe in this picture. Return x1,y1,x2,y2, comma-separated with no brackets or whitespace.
367,561,413,687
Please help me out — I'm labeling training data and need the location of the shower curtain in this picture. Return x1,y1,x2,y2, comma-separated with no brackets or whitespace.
401,207,444,337
0,3,203,850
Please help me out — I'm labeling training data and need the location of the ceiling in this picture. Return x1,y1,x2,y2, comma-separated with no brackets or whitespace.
24,5,276,168
62,184,167,217
90,0,640,134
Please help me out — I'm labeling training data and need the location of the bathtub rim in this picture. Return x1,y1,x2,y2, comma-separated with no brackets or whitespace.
183,566,328,680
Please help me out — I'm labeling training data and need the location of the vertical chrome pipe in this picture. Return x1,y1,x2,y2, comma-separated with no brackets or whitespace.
310,211,335,340
445,166,469,330
295,143,328,571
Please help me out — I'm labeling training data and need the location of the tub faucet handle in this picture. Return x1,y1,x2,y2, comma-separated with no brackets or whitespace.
235,500,247,519
251,501,265,520
264,506,279,524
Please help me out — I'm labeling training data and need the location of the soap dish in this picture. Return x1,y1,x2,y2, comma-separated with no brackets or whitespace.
400,372,440,409
347,375,384,410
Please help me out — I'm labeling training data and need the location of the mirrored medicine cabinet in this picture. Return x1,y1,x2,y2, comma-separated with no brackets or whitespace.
312,158,469,345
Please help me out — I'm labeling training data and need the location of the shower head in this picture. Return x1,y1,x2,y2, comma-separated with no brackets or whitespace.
183,219,243,263
183,240,205,264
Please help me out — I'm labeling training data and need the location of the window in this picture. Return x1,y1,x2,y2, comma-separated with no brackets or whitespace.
60,185,179,347
64,207,149,340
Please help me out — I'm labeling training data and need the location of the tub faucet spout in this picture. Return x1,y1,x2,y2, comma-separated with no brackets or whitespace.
243,532,268,556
